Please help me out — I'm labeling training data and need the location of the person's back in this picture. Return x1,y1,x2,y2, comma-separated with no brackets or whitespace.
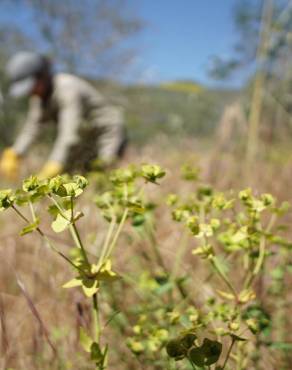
53,73,124,128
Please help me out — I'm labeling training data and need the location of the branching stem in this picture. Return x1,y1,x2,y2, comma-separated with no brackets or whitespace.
222,337,236,369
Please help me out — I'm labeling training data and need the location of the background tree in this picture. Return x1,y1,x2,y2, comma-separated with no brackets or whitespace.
209,0,292,155
0,0,143,77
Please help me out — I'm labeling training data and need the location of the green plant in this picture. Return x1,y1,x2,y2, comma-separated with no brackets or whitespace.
0,164,166,369
125,165,291,370
0,162,291,369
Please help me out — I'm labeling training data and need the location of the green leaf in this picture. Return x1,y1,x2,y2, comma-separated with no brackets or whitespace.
269,342,292,351
192,244,214,259
63,182,83,197
49,175,67,196
73,175,89,189
271,267,285,280
20,218,40,236
238,289,256,303
82,278,99,297
197,185,213,200
62,277,82,289
73,211,84,222
79,327,93,352
95,260,120,282
127,339,144,354
181,164,200,181
132,214,145,227
166,339,186,360
51,210,71,233
246,318,259,334
0,189,15,211
201,338,222,365
216,290,235,300
90,342,103,362
212,256,230,280
141,164,166,184
186,216,200,235
22,175,40,192
180,333,197,350
110,168,135,185
15,190,29,206
188,347,205,366
48,204,59,217
189,338,222,366
155,281,174,296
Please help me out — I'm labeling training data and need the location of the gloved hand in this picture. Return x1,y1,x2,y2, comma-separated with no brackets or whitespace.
0,148,21,181
37,161,63,179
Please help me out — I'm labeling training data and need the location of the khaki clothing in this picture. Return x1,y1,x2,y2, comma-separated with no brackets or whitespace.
13,73,125,166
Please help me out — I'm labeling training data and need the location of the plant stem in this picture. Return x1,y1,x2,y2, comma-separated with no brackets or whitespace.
97,216,116,270
171,229,189,279
69,197,90,265
146,222,167,272
198,203,237,296
92,293,100,343
11,205,82,272
47,195,68,219
246,0,274,174
104,208,128,260
244,213,276,289
29,201,37,222
253,234,266,275
210,257,237,297
12,204,30,224
48,194,90,266
222,337,236,369
70,222,90,266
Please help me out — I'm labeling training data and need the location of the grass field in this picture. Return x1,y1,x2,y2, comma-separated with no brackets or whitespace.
0,139,291,370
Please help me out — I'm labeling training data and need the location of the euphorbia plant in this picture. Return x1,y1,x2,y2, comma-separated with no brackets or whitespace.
126,165,291,370
164,178,291,369
0,164,166,369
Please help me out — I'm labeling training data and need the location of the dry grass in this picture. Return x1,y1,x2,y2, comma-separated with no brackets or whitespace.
0,140,292,370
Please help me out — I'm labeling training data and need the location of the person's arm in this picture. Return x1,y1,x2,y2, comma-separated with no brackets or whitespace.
38,93,82,178
13,96,43,156
0,96,43,180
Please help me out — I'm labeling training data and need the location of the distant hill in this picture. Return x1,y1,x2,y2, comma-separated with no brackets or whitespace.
160,80,203,94
87,77,242,145
121,82,241,145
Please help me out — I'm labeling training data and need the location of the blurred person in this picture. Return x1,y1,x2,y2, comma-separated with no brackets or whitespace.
0,51,126,180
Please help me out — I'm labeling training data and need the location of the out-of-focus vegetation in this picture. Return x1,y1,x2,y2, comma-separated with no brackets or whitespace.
0,158,292,370
0,0,292,370
123,83,239,145
209,0,292,149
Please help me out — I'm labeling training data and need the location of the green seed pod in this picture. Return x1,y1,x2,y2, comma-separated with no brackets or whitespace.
132,214,145,227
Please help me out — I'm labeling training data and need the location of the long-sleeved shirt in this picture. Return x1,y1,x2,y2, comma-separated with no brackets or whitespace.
13,73,125,165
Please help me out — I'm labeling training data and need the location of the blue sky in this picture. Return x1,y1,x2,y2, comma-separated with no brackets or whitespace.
130,0,249,87
0,0,251,88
